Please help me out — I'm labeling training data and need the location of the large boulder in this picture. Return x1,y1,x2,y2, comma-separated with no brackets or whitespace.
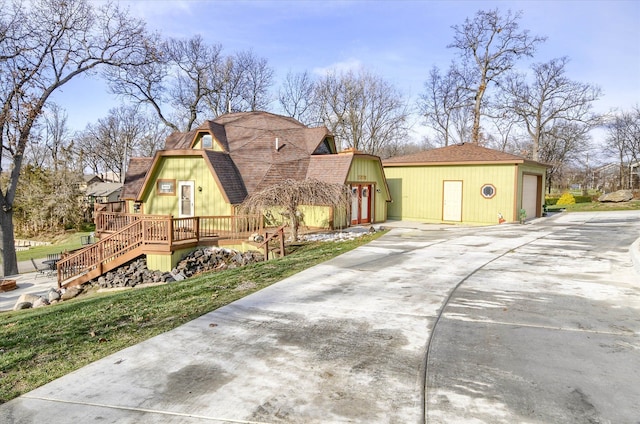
598,190,633,203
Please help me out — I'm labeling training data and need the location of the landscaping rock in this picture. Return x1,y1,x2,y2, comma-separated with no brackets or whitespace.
61,286,83,301
598,190,633,202
32,297,49,308
171,247,264,279
17,293,43,305
81,248,262,290
47,288,61,302
14,302,32,310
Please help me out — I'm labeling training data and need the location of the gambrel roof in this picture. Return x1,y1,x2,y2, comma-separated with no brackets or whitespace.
122,111,352,204
121,157,154,200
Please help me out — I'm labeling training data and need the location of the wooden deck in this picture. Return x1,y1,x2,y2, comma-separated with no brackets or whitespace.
57,214,264,288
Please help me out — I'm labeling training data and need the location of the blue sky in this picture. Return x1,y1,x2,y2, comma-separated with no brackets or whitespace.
54,0,640,145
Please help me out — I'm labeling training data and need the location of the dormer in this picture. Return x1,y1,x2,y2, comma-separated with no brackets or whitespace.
191,131,225,152
312,136,338,155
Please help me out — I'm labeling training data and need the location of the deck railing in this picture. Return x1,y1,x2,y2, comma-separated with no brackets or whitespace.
95,212,167,234
59,214,264,287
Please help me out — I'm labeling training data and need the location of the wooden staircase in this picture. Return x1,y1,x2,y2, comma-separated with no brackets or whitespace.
57,214,265,288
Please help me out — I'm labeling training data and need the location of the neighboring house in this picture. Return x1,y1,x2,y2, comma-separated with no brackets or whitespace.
78,174,103,192
383,143,548,225
81,180,123,221
86,182,123,204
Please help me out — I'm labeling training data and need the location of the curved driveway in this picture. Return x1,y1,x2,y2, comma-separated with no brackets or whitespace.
2,211,639,423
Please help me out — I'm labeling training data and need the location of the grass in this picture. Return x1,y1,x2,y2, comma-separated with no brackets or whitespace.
16,231,94,262
0,232,384,403
546,200,640,212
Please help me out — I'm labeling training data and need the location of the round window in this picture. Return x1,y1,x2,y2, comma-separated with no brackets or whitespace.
481,184,496,199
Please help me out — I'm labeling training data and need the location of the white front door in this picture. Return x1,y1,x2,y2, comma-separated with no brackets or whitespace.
178,181,195,218
443,180,463,222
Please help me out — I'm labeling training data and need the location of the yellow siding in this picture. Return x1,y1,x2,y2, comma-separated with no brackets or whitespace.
385,164,518,225
142,156,232,216
299,205,333,230
146,253,174,272
346,157,389,223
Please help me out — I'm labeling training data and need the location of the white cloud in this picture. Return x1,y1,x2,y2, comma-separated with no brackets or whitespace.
312,58,363,76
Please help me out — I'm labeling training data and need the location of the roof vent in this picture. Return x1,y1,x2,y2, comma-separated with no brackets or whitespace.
275,137,281,151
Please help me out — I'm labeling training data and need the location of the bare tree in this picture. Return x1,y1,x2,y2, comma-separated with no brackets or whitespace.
239,179,350,242
418,64,473,146
165,36,223,131
504,57,602,162
33,103,72,170
77,104,166,181
205,49,274,115
236,50,274,111
0,0,149,276
539,121,592,192
315,69,409,156
448,8,545,144
605,107,640,189
278,70,316,125
111,37,274,130
108,34,219,132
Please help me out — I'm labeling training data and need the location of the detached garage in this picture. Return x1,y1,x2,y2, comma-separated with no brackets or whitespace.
383,143,548,225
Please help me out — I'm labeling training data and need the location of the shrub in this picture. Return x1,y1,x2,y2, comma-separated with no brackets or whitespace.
556,192,576,205
545,197,559,206
573,195,593,204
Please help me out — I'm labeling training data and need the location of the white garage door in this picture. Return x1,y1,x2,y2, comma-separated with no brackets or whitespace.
522,175,539,220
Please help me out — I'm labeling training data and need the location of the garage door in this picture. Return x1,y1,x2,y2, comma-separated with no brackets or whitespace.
522,175,539,220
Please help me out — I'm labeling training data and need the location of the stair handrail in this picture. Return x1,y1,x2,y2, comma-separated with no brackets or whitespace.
57,219,163,286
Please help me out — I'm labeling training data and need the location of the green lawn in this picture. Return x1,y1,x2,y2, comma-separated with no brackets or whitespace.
0,232,384,403
546,200,640,212
16,231,94,262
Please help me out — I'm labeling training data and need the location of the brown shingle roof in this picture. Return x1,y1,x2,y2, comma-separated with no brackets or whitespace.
209,111,332,195
306,154,353,184
121,157,153,200
164,131,195,150
203,150,247,204
133,112,372,205
383,143,542,166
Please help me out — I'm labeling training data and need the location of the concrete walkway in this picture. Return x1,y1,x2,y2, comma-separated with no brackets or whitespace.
0,260,59,312
1,211,639,423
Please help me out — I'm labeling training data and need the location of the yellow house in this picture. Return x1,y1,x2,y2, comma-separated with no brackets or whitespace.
58,112,391,287
383,143,548,225
52,112,392,287
120,112,391,228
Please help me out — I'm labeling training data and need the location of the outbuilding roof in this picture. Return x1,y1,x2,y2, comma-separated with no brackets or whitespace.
383,143,546,167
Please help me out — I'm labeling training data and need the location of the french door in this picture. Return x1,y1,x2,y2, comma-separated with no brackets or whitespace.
351,184,372,225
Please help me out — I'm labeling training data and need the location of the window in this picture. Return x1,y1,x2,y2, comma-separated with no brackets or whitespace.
481,184,496,199
157,179,176,196
201,134,212,149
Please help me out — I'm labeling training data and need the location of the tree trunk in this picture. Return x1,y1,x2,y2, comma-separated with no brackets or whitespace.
0,208,19,277
472,83,486,144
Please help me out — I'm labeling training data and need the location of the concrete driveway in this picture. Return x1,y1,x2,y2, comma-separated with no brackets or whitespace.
1,211,639,423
